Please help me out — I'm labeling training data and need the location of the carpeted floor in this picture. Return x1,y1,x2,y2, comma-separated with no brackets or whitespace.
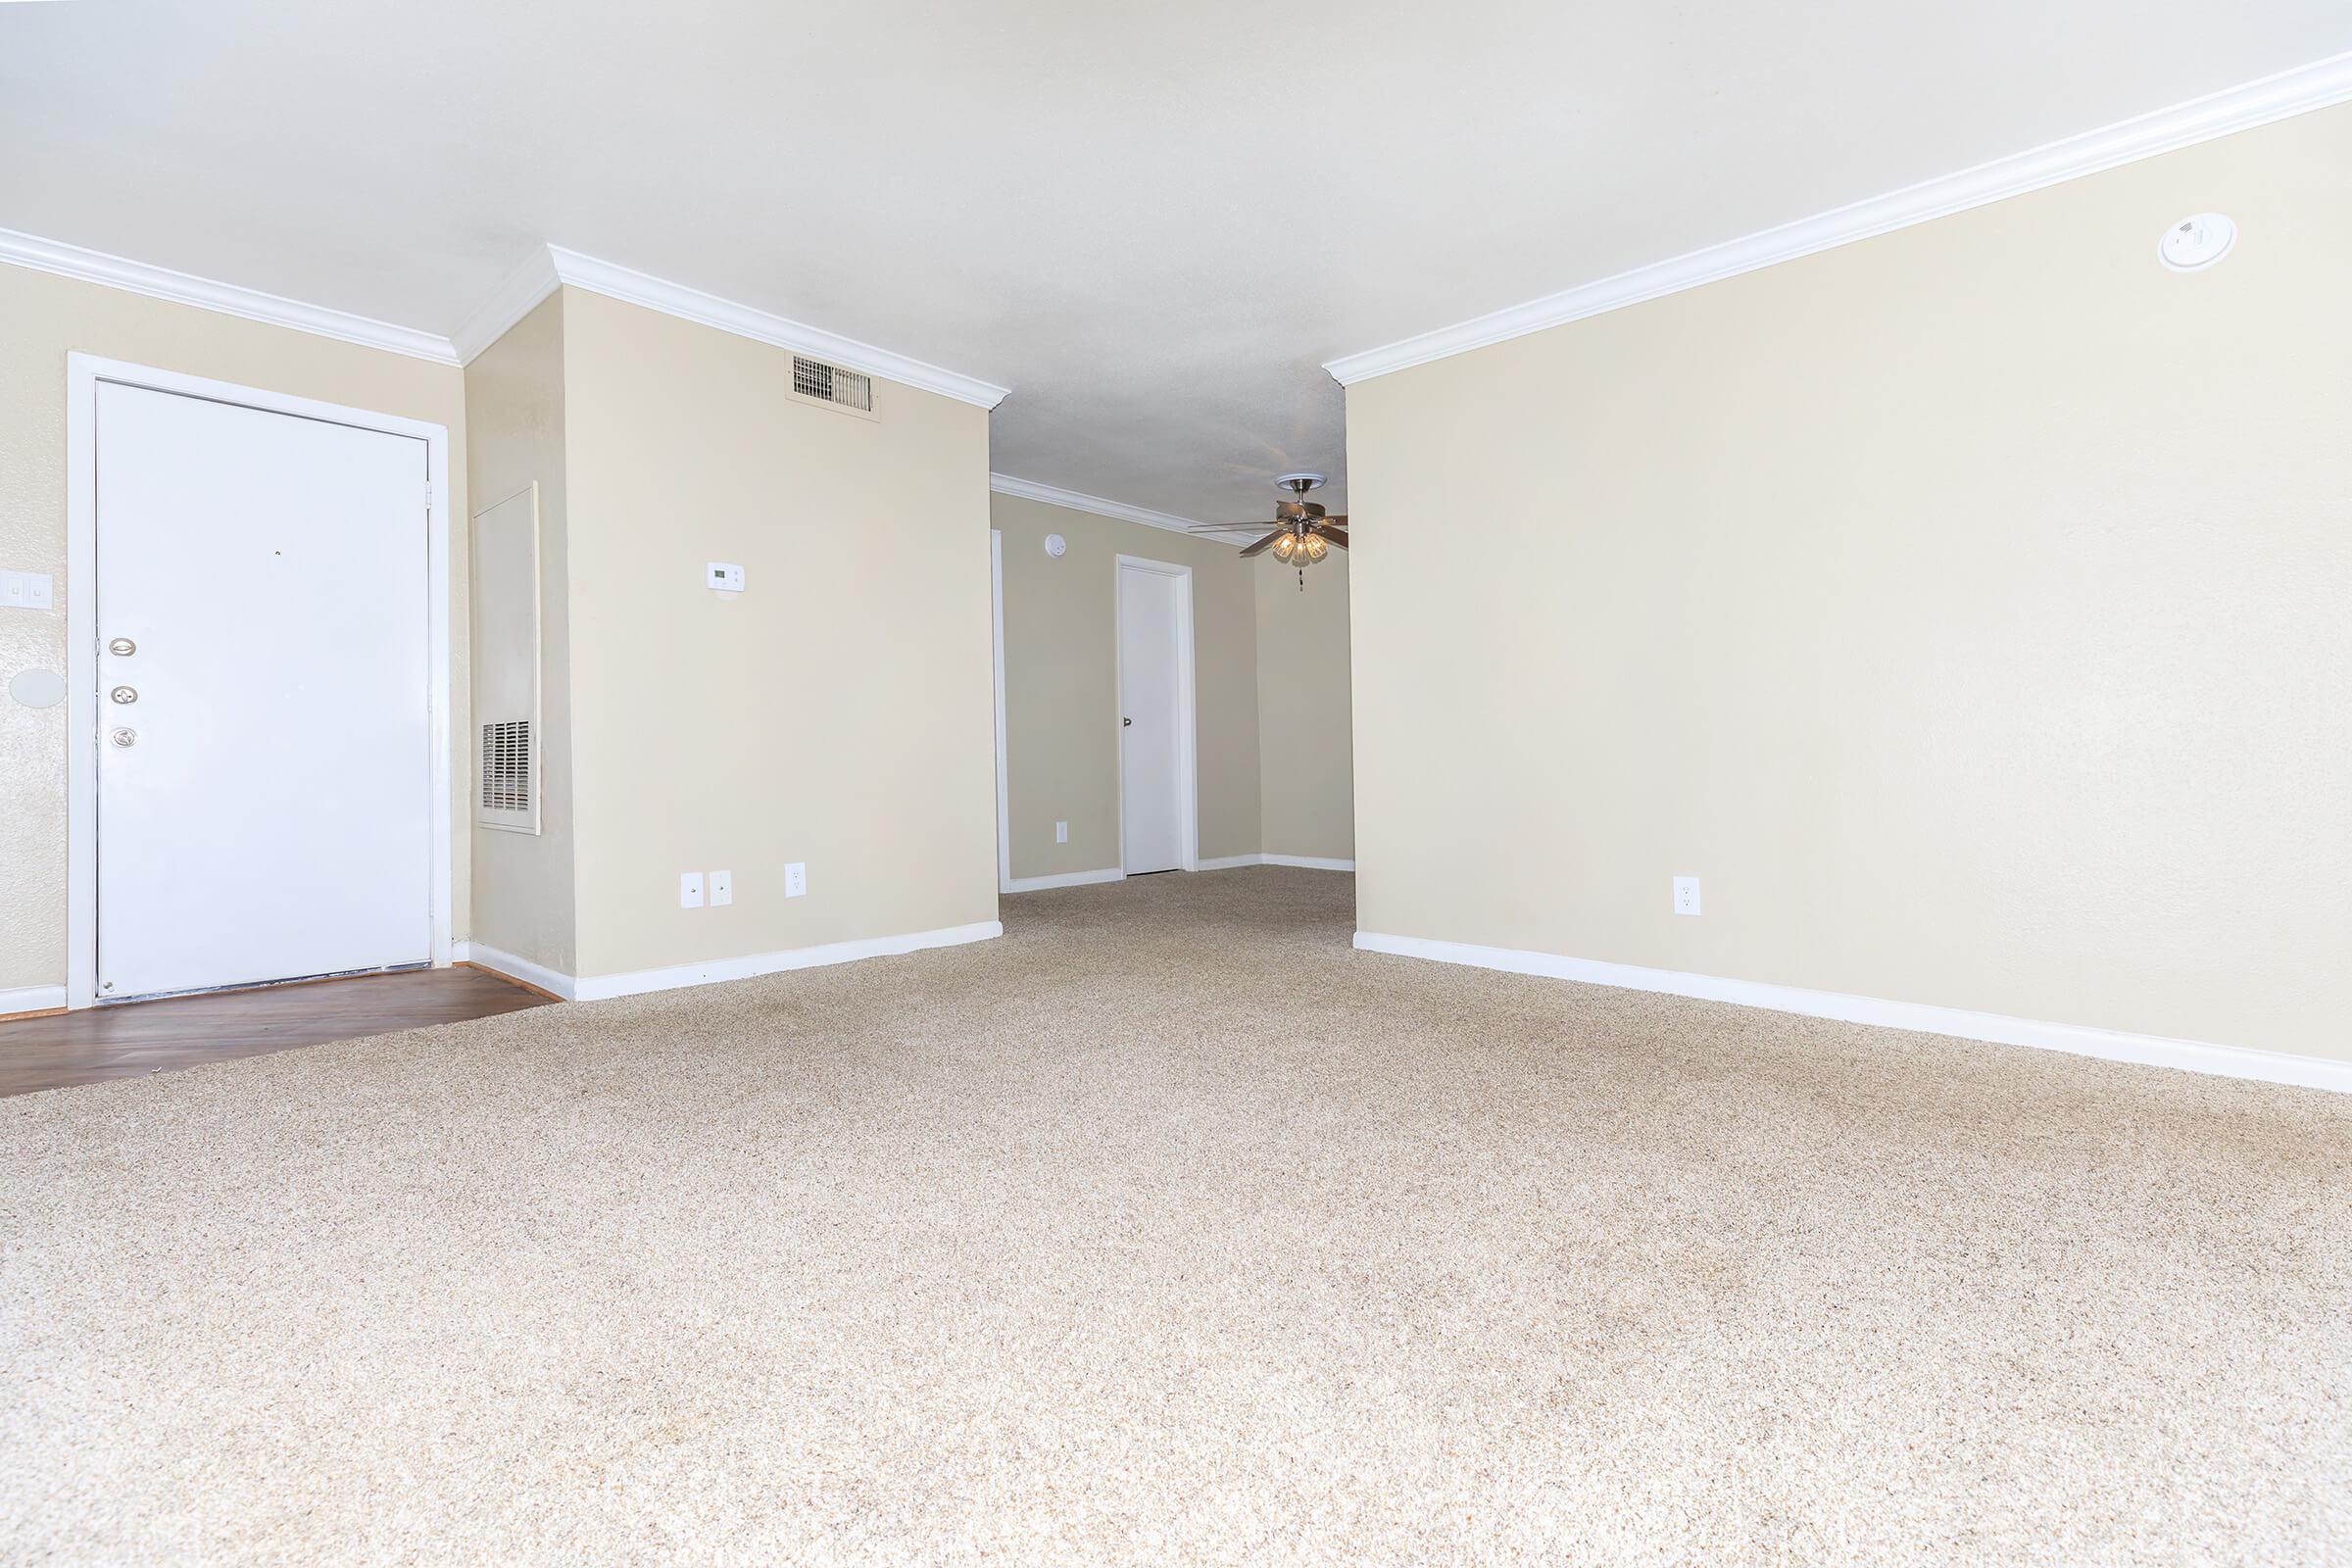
3,868,2346,1565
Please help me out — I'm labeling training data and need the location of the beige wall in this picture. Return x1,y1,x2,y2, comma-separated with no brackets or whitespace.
558,288,998,979
1347,105,2352,1063
465,291,576,973
992,492,1264,878
0,267,468,996
1255,551,1354,860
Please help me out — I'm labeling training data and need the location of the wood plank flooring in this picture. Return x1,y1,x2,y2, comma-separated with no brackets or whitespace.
0,966,554,1097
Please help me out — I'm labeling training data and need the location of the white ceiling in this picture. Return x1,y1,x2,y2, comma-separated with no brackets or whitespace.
5,2,2349,526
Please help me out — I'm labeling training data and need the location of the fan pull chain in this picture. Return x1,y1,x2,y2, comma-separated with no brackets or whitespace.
1298,565,1305,592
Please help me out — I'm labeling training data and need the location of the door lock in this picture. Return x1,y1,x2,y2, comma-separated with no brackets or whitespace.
110,686,137,705
109,727,136,747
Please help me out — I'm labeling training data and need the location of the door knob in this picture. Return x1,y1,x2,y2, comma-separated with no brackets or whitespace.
108,637,137,657
110,686,137,705
109,727,136,748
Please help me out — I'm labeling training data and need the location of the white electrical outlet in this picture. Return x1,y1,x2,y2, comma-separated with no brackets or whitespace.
2,570,55,612
710,869,732,906
784,862,807,898
680,871,705,908
1672,876,1701,916
1054,820,1068,844
706,562,745,593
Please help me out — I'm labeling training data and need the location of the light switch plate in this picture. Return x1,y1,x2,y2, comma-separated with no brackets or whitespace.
784,862,807,898
1672,876,1701,916
2,570,55,612
706,562,745,593
1055,820,1068,844
680,871,705,908
710,869,732,906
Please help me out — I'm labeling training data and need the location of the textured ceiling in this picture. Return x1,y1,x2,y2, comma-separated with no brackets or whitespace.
4,1,2348,524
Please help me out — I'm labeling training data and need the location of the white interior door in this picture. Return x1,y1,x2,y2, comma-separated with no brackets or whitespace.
95,381,432,1001
1117,563,1188,874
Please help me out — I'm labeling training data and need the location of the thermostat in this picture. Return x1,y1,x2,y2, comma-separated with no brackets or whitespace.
707,562,745,593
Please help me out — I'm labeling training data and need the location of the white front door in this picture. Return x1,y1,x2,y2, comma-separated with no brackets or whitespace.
94,381,432,1001
1117,563,1188,874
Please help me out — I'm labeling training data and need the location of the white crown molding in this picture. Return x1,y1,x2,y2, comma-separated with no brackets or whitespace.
449,246,562,365
989,472,1230,538
0,226,461,366
539,246,1009,408
1324,50,2352,385
0,225,1008,404
1352,930,2352,1095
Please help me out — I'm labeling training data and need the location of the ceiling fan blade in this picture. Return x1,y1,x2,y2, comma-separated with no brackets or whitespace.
1312,524,1348,549
1238,529,1287,558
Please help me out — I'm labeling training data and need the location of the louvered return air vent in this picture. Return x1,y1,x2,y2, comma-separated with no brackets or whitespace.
472,483,542,834
792,355,874,416
480,721,532,814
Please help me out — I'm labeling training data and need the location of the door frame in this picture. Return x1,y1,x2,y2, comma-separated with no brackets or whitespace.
990,528,1013,894
1111,553,1200,876
63,353,454,1008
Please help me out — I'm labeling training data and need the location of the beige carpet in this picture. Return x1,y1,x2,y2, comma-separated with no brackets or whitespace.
3,868,2346,1566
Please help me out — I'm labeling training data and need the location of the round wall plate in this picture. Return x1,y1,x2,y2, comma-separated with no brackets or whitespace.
2159,213,2235,271
9,667,66,710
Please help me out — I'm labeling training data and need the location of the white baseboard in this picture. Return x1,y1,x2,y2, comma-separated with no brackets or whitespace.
1003,867,1125,893
456,942,579,1002
571,919,1004,1002
1002,856,1357,880
1351,930,2352,1095
0,984,69,1017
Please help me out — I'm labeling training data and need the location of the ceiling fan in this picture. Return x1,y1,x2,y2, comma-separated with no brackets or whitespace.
1195,474,1346,582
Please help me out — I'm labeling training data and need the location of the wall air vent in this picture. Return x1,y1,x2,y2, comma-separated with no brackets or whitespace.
471,483,543,834
792,355,874,416
480,720,532,813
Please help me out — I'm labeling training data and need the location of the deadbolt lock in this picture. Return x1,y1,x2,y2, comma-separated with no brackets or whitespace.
109,727,136,748
110,686,137,705
108,638,136,657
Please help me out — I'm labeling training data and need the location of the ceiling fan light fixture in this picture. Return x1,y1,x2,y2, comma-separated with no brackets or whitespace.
1223,469,1347,569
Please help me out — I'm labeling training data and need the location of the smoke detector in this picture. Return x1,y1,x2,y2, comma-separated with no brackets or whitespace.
2159,214,2235,272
